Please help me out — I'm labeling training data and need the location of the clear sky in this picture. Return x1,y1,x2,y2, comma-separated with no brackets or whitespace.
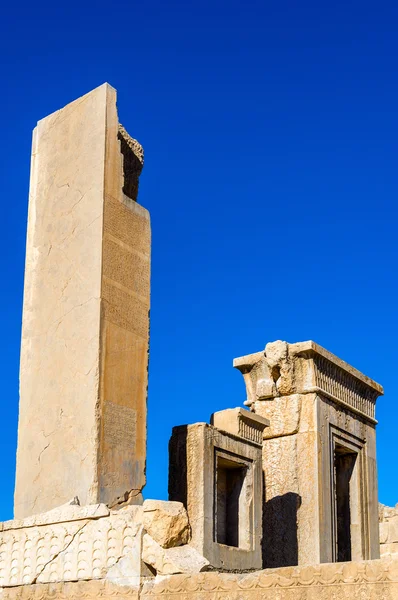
0,0,397,521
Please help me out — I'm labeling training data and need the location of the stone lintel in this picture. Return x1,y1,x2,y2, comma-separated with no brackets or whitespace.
290,340,383,395
233,340,383,423
210,408,270,445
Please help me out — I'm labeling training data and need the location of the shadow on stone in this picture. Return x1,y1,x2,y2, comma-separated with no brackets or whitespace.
262,491,301,568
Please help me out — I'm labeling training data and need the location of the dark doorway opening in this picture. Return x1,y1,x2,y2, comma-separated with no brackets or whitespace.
334,445,357,562
215,457,246,547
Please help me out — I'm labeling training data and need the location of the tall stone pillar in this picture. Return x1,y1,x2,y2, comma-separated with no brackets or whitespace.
234,340,383,567
14,84,150,519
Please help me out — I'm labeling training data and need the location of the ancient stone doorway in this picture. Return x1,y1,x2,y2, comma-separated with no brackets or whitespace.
334,445,358,562
215,456,246,547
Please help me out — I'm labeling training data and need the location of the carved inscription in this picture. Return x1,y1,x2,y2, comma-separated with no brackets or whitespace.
104,401,136,451
102,278,149,340
104,192,150,257
103,235,149,300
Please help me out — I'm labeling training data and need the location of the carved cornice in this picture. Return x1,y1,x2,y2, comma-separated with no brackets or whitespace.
233,340,383,423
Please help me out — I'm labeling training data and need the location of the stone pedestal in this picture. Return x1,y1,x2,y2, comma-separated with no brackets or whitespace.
14,84,150,518
234,340,383,567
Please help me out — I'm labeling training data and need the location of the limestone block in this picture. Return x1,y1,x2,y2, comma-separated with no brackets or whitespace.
379,504,398,558
380,522,389,544
380,543,398,557
142,500,190,548
253,394,301,438
142,534,209,575
387,517,398,544
0,500,109,532
210,408,269,445
0,505,144,587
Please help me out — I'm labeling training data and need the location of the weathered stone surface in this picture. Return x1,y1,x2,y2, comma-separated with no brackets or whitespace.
169,423,263,571
0,581,140,599
234,340,383,421
140,560,398,600
2,559,398,599
142,534,209,575
380,504,398,557
234,341,383,567
0,500,109,532
252,395,301,439
14,84,150,519
210,408,269,445
142,501,190,549
0,505,144,587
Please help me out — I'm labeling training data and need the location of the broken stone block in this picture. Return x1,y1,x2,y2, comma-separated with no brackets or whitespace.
143,500,190,548
142,534,209,575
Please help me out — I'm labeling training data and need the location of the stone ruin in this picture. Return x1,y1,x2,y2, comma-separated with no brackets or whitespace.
1,84,398,599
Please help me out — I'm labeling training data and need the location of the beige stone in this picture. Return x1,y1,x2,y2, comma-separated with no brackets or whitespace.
142,534,209,575
210,407,269,444
140,559,398,600
0,503,145,587
14,84,150,519
0,500,109,532
0,581,140,599
169,422,263,571
380,504,398,557
143,501,190,548
234,340,383,567
2,559,398,599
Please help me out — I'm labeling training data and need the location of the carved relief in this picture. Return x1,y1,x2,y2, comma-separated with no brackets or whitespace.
0,507,143,587
314,356,378,421
141,560,398,599
0,580,139,599
2,559,398,599
234,341,382,424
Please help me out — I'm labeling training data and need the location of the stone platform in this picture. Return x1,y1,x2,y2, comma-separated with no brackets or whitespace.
2,559,398,599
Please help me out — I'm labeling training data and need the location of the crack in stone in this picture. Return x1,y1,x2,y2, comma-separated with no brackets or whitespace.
37,443,50,464
30,520,89,585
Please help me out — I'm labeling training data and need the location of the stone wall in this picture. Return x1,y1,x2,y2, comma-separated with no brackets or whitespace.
380,504,398,558
2,560,398,599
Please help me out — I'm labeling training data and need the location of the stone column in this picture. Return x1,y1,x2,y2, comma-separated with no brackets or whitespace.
234,340,383,567
14,84,150,518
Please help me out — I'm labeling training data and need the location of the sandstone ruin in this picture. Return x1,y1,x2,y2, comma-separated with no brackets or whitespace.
1,84,398,599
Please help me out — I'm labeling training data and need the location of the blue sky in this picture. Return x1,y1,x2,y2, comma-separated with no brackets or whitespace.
0,0,397,520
